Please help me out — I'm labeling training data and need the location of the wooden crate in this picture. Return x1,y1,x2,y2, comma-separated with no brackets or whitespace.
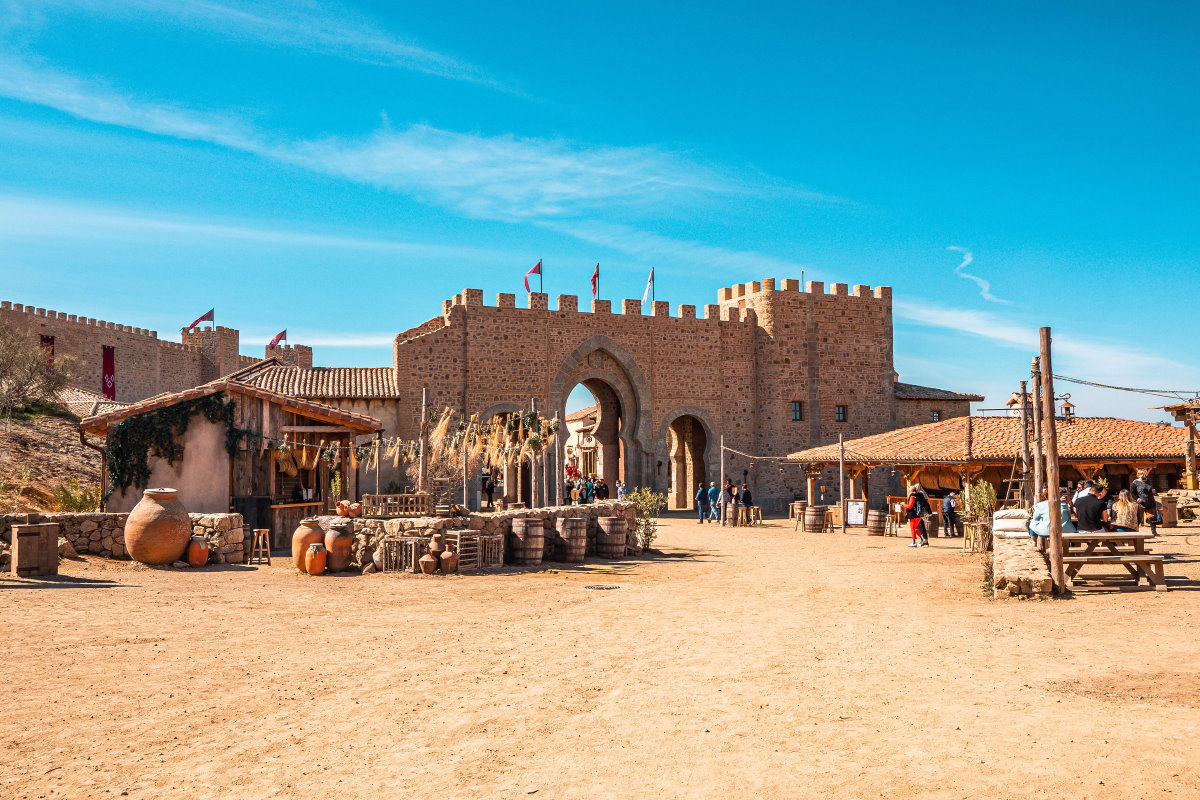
479,534,504,568
379,536,428,574
12,523,59,577
444,530,480,571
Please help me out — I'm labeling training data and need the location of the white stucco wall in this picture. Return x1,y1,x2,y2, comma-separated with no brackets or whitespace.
108,417,231,513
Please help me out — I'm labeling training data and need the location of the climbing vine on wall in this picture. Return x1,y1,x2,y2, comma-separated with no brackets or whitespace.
105,391,247,496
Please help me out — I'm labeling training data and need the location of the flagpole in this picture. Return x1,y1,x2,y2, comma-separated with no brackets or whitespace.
540,257,544,294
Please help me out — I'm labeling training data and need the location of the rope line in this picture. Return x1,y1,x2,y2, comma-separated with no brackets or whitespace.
1052,374,1200,402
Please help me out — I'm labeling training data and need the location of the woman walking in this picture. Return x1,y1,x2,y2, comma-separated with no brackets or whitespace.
905,483,931,547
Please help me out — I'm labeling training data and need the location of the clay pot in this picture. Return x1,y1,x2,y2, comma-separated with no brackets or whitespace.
348,502,363,518
305,543,327,575
185,535,209,568
418,552,439,575
429,532,445,554
324,525,354,572
439,546,459,574
292,518,325,571
336,500,351,517
124,488,191,565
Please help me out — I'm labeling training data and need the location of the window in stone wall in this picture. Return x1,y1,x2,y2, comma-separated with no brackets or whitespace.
790,401,803,421
835,405,847,422
930,409,942,422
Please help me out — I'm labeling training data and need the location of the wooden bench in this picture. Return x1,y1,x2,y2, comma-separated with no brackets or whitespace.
1063,554,1167,591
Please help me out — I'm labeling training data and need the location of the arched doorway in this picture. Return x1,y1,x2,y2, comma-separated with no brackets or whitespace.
564,379,625,488
667,415,708,509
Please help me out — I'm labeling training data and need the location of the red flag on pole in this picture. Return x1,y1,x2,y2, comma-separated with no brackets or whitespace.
184,308,215,330
268,329,287,348
590,263,600,298
524,260,542,293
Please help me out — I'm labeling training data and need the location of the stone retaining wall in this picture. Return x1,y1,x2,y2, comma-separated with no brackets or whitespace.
992,536,1053,598
0,512,245,566
306,502,638,569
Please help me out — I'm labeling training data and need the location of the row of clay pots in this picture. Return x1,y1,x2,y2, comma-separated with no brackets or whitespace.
335,500,363,518
291,518,354,574
418,532,459,574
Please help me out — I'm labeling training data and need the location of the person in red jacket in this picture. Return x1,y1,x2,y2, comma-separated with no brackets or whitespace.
905,483,931,547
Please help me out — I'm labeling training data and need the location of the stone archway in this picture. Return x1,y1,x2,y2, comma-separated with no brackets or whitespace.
659,409,717,509
550,336,651,494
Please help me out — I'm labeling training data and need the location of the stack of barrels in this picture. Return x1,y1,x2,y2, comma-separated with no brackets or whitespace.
508,518,545,566
596,517,627,559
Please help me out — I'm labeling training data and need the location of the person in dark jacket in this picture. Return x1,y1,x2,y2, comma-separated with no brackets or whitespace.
740,484,753,508
941,492,960,537
1131,470,1158,535
482,474,496,508
695,482,711,523
905,483,931,547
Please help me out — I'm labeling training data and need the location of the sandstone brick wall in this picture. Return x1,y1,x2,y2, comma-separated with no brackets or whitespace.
895,398,972,429
0,512,245,564
992,536,1053,598
1,301,310,404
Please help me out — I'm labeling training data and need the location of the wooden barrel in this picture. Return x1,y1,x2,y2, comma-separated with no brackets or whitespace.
924,513,940,538
508,518,544,566
865,509,887,536
596,517,627,559
803,505,827,532
556,517,587,563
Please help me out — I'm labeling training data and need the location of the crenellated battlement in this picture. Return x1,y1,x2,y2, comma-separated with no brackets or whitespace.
1,300,163,338
441,288,758,322
717,278,892,304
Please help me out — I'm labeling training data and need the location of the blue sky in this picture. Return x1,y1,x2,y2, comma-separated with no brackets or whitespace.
1,1,1197,422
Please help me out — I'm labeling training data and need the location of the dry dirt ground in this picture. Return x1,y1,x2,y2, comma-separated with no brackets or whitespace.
3,515,1200,800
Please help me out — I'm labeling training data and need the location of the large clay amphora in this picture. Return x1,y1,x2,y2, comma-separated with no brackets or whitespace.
439,546,459,574
305,543,327,575
185,535,209,567
324,525,354,572
125,488,191,565
292,518,324,571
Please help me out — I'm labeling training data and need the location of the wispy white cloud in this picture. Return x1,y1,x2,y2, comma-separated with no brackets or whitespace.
9,0,505,89
542,220,811,276
947,246,1008,304
0,193,511,261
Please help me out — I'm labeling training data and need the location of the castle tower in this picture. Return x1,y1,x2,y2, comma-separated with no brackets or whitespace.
266,343,313,368
181,325,242,382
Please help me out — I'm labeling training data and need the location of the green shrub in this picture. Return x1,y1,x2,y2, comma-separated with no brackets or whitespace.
626,487,668,550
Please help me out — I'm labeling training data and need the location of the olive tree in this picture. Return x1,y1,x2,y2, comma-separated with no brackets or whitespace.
0,322,73,418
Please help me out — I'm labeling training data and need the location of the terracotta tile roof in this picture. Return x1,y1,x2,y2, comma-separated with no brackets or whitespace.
236,366,400,399
566,404,598,423
80,379,383,435
894,382,985,402
788,416,1186,464
58,385,127,418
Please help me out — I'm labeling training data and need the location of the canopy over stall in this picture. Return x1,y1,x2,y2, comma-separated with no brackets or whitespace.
787,415,1187,505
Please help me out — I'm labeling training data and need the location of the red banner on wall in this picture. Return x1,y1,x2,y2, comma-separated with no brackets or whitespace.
102,345,116,400
39,335,54,369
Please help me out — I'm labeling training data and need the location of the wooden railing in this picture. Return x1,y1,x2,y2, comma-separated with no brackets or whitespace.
360,493,434,517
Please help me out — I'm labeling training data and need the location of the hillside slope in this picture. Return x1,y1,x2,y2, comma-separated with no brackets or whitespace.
0,415,101,513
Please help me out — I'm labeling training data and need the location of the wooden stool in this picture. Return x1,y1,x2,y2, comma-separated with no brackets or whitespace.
749,506,763,526
249,528,272,565
823,514,836,534
734,507,748,527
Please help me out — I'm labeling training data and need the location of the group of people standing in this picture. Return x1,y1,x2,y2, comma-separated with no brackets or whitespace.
567,475,623,504
695,480,753,525
1028,470,1159,551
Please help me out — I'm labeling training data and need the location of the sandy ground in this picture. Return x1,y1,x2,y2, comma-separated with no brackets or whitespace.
3,515,1200,800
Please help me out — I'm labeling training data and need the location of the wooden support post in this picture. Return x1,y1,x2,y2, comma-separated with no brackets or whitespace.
838,434,846,534
1186,413,1197,491
1039,328,1066,594
529,398,539,509
1030,358,1046,501
417,387,427,493
1018,379,1033,508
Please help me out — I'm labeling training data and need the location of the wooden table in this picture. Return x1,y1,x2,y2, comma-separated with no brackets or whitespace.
1061,532,1166,591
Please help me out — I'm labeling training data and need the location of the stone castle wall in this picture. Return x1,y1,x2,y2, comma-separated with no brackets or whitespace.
0,301,309,404
391,281,898,509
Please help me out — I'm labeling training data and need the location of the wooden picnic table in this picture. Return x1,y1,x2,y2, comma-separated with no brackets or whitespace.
1061,532,1166,591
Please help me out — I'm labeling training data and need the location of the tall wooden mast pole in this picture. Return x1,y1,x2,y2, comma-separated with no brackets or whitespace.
1039,329,1066,593
417,387,427,493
